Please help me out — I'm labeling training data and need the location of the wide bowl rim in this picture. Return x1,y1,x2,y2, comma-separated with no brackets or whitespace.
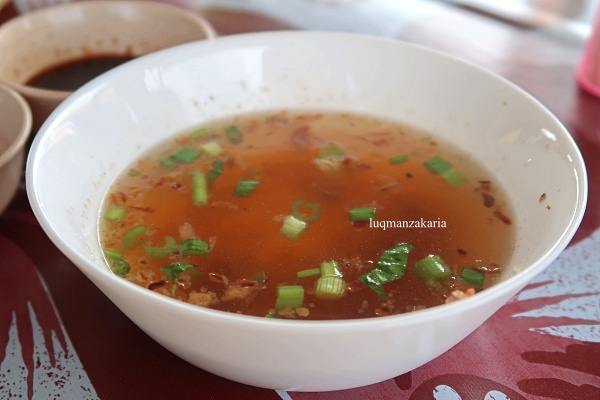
0,82,32,168
26,30,588,330
0,0,217,98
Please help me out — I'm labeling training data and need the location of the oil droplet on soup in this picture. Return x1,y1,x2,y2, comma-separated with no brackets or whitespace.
99,111,515,320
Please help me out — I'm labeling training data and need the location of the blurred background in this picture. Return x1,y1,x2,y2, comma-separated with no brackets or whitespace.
5,0,598,42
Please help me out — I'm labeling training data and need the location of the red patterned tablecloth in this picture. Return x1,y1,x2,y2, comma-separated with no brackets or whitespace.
1,1,599,399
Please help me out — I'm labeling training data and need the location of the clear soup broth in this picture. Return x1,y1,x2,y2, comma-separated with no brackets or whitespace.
99,110,515,320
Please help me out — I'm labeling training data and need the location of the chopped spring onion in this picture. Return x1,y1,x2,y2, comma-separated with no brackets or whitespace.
104,206,126,222
389,154,409,165
104,248,121,259
225,125,243,144
423,155,452,174
122,226,147,249
315,276,346,300
279,215,307,241
233,180,260,197
200,141,224,157
314,145,345,173
160,147,201,168
275,285,304,309
414,254,452,282
254,271,267,284
171,147,201,163
315,261,345,300
179,238,210,257
144,236,178,259
290,199,320,223
264,313,279,319
191,172,208,206
461,267,484,287
358,243,414,300
104,248,130,276
297,267,321,278
349,207,376,222
320,260,342,277
424,155,466,186
206,158,224,185
318,144,345,159
161,262,196,282
313,157,344,173
441,168,466,186
128,169,141,177
190,127,208,138
160,158,176,169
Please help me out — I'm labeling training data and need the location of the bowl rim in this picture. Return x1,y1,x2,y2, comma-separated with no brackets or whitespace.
0,82,31,168
0,0,217,98
26,31,589,329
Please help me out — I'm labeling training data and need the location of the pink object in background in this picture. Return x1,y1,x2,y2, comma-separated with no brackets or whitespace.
577,5,600,97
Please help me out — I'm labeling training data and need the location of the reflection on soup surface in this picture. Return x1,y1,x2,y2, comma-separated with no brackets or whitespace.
100,110,515,320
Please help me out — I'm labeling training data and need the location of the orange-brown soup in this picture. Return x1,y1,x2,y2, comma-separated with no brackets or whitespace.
99,110,515,320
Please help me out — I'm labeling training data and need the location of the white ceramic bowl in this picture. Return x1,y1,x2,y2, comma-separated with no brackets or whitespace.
0,0,215,131
26,32,587,391
0,83,31,215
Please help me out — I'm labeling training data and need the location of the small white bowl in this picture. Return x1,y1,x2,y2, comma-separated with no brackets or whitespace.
26,32,587,391
0,83,31,215
0,0,215,132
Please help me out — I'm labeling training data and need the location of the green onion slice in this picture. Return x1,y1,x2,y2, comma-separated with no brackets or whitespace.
254,271,267,284
442,168,466,186
414,254,452,282
358,243,414,300
320,260,342,277
349,207,376,222
144,236,178,259
389,154,408,165
161,262,196,282
318,144,345,159
424,155,466,186
104,206,126,222
290,199,320,223
160,147,201,168
297,267,321,278
190,127,208,138
104,248,130,276
179,238,210,257
160,158,176,169
200,141,224,157
191,172,208,206
122,226,147,249
275,285,304,310
171,147,201,163
423,155,452,174
104,248,121,259
279,215,307,241
315,276,346,300
461,267,484,287
314,145,345,173
233,180,260,197
225,125,243,144
314,157,344,173
206,158,224,186
315,261,345,300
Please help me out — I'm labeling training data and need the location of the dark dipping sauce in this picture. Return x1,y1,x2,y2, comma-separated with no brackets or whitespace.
26,55,133,91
